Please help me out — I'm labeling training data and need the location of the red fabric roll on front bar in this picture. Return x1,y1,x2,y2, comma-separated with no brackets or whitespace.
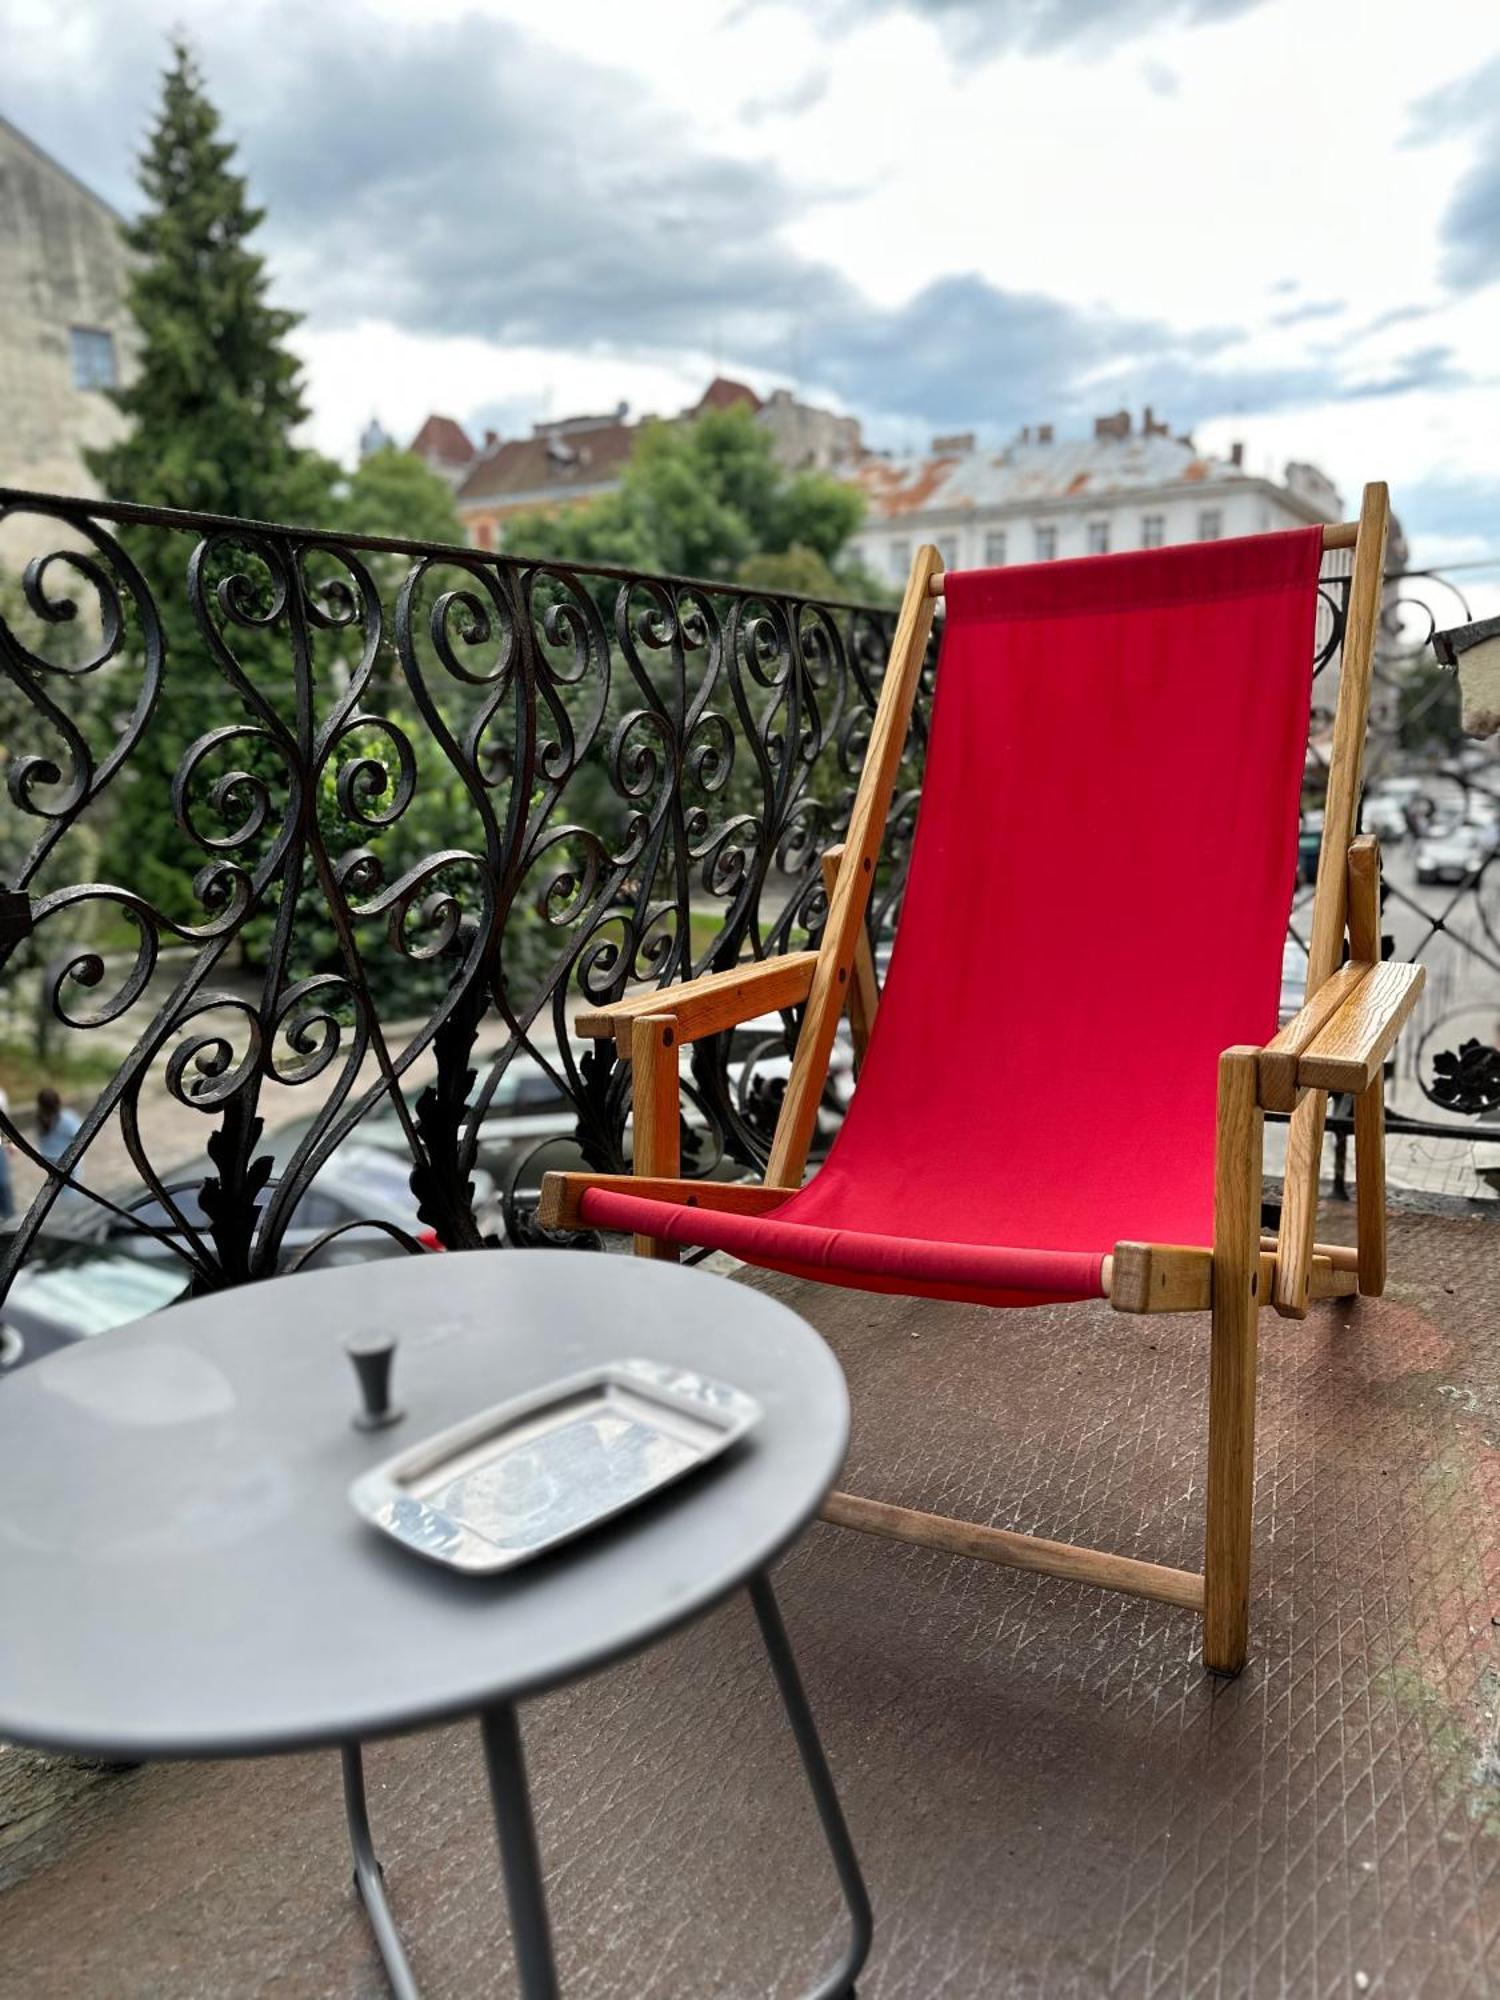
583,528,1324,1305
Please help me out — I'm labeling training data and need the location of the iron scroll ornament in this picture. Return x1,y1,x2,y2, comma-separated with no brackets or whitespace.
0,490,922,1302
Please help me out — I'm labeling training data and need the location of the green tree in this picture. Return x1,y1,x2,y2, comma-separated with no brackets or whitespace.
339,446,463,547
84,40,337,923
736,545,843,599
88,42,334,524
503,403,867,585
1397,654,1462,753
502,407,883,861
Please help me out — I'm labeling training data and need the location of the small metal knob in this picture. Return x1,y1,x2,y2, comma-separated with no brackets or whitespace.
345,1330,404,1432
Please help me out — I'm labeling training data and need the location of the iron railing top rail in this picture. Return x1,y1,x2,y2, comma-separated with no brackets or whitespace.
0,486,892,616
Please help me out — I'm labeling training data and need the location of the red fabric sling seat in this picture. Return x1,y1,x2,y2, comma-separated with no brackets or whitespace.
582,530,1325,1306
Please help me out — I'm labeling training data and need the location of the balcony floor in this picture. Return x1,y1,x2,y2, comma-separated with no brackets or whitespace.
2,1202,1498,1997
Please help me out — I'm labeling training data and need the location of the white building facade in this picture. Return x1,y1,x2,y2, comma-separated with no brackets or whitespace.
846,411,1345,585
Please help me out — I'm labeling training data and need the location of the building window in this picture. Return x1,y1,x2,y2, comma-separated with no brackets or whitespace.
943,532,962,569
1140,514,1165,549
1034,525,1057,562
68,327,117,390
983,530,1007,566
1197,508,1222,541
1087,519,1110,555
888,540,911,579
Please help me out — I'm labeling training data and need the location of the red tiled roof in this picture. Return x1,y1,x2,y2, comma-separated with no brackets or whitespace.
693,376,762,414
408,414,476,467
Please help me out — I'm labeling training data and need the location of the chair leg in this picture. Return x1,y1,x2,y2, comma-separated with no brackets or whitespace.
1353,1076,1387,1295
1203,1049,1263,1677
631,1015,680,1262
1346,836,1388,1298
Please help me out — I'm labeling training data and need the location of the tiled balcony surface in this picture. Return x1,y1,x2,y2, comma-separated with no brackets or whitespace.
1,1200,1497,1998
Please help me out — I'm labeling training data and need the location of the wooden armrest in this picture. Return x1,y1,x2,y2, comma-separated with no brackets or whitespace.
1259,958,1423,1109
575,951,819,1054
1296,958,1424,1094
1258,961,1369,1112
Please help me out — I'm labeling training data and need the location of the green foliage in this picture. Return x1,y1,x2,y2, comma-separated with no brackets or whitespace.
1398,654,1462,752
0,575,100,886
503,404,866,582
339,447,464,548
86,42,335,526
0,1034,121,1106
735,544,842,599
501,408,882,885
82,42,339,928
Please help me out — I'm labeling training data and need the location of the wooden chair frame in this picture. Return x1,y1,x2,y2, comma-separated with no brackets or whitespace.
541,483,1425,1675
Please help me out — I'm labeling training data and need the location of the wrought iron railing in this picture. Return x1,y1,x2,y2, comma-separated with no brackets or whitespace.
0,489,1495,1319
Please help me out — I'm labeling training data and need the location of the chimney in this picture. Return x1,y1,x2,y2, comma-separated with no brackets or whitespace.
1037,423,1054,444
1094,409,1130,442
931,431,976,455
1142,406,1169,438
483,428,500,448
1229,440,1244,469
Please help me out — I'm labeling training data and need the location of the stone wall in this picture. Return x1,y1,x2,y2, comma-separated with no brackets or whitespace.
0,119,135,566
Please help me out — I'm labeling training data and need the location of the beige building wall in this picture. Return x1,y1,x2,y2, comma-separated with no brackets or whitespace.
0,116,135,566
758,388,862,473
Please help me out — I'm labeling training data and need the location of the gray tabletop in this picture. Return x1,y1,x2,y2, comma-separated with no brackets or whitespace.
0,1251,847,1762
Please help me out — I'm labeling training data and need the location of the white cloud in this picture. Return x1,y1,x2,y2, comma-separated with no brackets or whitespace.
1,0,1498,561
291,322,727,463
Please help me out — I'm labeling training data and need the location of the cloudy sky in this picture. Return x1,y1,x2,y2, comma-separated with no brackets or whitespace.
5,0,1500,569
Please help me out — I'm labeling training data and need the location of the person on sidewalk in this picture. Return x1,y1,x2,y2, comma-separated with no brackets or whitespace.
35,1087,81,1166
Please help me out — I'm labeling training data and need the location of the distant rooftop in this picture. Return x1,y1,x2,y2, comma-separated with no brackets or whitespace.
456,411,637,508
854,408,1342,523
408,413,477,468
451,377,809,513
692,376,762,415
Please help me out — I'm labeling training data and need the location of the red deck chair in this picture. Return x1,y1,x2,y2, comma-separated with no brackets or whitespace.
541,484,1425,1674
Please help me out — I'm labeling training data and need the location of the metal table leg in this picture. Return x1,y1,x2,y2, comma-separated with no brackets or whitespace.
342,1744,420,2000
480,1700,562,2000
345,1580,868,2000
749,1570,874,2000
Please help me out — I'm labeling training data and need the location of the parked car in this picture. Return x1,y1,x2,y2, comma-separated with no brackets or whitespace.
0,1139,459,1371
112,1141,467,1267
1462,798,1500,855
1415,820,1489,885
331,1056,581,1203
0,1243,190,1371
1362,778,1424,843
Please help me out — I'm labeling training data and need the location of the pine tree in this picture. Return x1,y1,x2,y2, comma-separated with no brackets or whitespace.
87,41,336,921
88,39,332,521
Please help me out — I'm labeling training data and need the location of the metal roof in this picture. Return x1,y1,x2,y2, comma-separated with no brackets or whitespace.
854,432,1264,520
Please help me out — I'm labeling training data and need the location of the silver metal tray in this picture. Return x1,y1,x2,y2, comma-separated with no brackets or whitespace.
349,1358,762,1573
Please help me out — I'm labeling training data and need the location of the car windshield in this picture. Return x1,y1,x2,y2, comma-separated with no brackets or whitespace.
123,1186,209,1231
14,1250,187,1335
326,1148,418,1212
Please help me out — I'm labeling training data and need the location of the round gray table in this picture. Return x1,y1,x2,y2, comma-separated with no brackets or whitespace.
0,1250,868,1999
